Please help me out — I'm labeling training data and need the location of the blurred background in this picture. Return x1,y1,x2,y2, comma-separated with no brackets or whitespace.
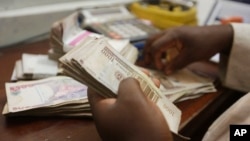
0,0,249,48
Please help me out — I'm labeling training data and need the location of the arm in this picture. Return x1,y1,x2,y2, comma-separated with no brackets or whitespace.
220,23,250,92
143,23,250,92
202,24,250,140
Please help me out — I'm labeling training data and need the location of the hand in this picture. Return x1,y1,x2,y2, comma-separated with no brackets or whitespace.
143,24,233,74
88,78,173,141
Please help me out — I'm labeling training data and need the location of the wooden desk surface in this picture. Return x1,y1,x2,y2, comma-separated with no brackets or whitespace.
0,40,235,141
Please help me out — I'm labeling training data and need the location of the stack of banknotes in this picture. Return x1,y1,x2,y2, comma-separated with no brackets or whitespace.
49,12,139,64
145,68,217,103
59,36,182,133
11,53,60,81
3,76,91,117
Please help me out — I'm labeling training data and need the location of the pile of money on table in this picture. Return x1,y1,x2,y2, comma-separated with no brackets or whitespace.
2,11,217,134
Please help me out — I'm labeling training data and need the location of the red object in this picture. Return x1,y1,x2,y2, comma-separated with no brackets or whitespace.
220,16,243,24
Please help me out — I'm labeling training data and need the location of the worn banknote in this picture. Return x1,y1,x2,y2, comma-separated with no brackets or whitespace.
60,37,181,133
145,68,217,102
4,76,88,113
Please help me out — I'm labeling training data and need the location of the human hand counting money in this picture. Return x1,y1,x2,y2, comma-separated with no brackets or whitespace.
88,78,173,141
143,24,233,75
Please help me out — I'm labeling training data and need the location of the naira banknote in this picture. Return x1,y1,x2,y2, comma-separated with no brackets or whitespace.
60,37,181,133
4,76,88,114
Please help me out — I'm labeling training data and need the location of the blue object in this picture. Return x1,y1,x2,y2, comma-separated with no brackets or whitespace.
132,40,146,60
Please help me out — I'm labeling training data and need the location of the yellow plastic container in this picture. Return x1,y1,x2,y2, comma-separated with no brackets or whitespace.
129,2,197,29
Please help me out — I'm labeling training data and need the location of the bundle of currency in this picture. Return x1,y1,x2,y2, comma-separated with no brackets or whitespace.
11,53,60,81
49,12,139,63
49,12,95,61
145,68,217,103
2,76,91,117
59,36,181,133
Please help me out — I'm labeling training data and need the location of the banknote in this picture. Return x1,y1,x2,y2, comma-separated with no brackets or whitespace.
4,76,88,113
22,53,59,79
144,68,217,102
2,103,91,117
15,60,25,80
10,53,62,81
59,37,181,133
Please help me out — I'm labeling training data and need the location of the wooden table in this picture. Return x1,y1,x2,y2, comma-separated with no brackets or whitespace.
0,40,244,141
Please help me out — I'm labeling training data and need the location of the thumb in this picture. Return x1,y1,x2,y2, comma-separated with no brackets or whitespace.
117,78,148,103
164,52,189,74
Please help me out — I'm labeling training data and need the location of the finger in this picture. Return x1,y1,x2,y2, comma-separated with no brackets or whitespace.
140,68,150,77
151,34,176,70
143,32,165,65
139,68,160,88
151,78,160,88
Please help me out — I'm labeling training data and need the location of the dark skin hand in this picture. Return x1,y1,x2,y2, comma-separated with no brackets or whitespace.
88,78,173,141
143,24,234,74
87,25,234,141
